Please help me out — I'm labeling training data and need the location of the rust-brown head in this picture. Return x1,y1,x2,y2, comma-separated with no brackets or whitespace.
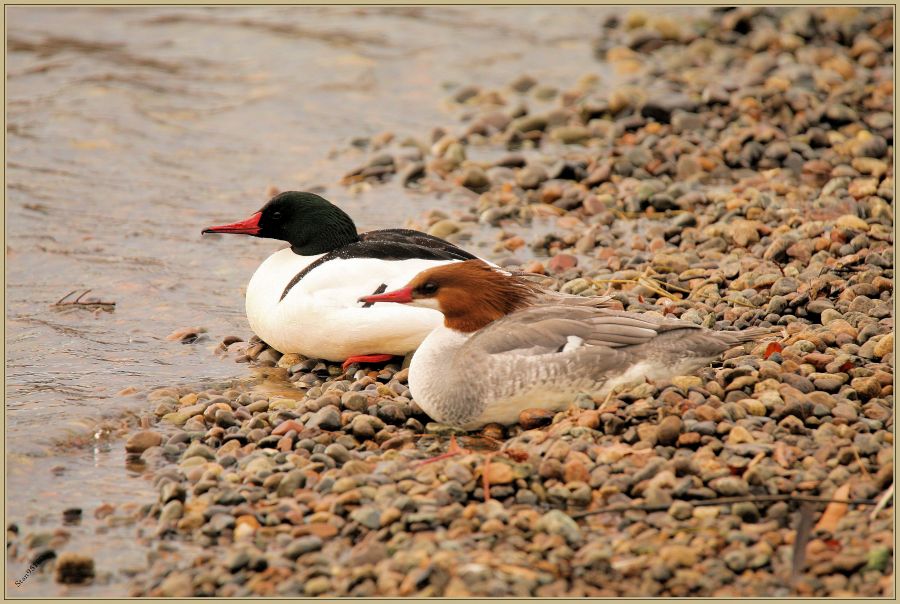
359,260,538,332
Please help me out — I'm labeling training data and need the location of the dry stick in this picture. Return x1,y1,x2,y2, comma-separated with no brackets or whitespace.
637,277,678,301
726,296,759,308
869,484,894,521
852,445,872,479
590,272,697,305
570,493,878,519
649,277,693,295
790,502,815,587
55,289,79,305
53,288,115,307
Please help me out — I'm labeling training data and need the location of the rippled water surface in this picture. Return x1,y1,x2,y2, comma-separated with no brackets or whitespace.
6,5,701,594
7,4,627,449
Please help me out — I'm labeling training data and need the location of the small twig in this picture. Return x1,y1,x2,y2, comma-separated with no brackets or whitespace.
570,493,878,519
852,445,872,479
55,289,78,305
52,289,116,309
726,296,759,308
644,272,694,294
869,484,894,521
591,276,678,301
791,502,815,587
637,277,679,300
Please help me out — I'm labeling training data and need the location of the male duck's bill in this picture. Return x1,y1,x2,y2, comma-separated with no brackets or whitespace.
203,212,262,235
202,192,360,256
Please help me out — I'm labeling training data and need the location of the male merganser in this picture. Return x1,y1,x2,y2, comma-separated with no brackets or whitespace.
361,260,777,429
202,191,483,368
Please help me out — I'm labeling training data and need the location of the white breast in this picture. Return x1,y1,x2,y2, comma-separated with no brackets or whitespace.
408,325,473,422
409,329,594,428
244,248,458,361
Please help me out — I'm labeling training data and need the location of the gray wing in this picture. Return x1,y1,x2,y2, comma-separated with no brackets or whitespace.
460,306,695,356
460,306,774,359
455,306,777,411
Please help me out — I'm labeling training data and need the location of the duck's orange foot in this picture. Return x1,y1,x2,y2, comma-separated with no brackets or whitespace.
415,435,471,467
341,354,395,371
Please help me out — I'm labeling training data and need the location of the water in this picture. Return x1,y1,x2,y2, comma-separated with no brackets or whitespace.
6,5,695,594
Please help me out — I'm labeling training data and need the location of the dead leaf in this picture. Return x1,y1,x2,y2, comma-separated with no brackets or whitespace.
814,483,851,533
774,441,798,468
764,341,783,359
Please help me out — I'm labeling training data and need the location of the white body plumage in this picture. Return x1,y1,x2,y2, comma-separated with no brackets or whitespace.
245,248,460,360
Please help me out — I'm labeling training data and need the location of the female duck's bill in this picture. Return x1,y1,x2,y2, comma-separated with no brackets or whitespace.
359,260,779,430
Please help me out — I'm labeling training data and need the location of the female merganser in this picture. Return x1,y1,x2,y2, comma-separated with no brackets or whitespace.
202,191,483,368
361,260,777,429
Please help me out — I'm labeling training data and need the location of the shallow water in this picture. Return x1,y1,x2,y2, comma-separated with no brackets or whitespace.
6,5,699,594
6,4,628,452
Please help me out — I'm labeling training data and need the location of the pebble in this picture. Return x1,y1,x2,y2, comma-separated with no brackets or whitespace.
660,544,698,568
485,461,515,485
460,166,490,191
304,576,332,596
54,552,95,584
85,7,897,599
656,416,683,445
518,408,556,429
535,510,582,546
668,500,693,520
709,476,750,496
307,406,342,431
516,165,548,189
285,536,323,559
158,572,193,597
548,254,577,273
350,506,382,530
873,333,892,358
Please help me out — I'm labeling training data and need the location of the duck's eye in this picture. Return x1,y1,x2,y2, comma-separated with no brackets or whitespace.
271,211,282,220
420,282,439,295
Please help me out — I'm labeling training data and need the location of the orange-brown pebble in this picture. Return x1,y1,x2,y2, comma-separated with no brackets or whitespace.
503,236,526,251
236,514,260,530
548,253,577,273
519,408,556,429
576,410,600,429
481,423,504,441
483,461,514,485
522,260,546,275
272,420,304,436
563,458,590,483
277,436,294,453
